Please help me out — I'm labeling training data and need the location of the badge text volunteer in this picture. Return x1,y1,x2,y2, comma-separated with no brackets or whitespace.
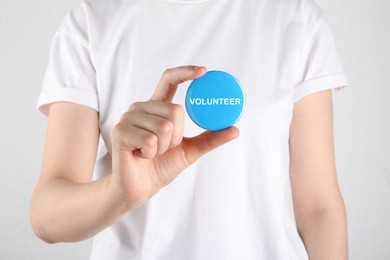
189,97,241,106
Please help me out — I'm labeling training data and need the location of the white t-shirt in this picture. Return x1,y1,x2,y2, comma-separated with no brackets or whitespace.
37,0,348,259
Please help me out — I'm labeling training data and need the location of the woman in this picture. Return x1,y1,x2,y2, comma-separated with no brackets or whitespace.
31,0,348,259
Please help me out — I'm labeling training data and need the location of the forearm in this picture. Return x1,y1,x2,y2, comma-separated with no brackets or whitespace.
296,203,348,260
30,175,130,243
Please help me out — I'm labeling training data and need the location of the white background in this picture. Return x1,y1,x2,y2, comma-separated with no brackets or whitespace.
0,0,389,259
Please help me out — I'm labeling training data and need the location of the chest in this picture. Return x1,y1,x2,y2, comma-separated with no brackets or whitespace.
92,4,299,151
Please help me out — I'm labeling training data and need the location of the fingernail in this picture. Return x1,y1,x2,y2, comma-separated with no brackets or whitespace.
192,66,200,70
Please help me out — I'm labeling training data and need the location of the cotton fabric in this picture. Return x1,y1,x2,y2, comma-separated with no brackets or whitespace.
37,0,347,259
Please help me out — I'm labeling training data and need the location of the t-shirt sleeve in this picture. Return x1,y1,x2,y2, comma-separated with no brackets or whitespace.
37,3,98,115
293,8,348,103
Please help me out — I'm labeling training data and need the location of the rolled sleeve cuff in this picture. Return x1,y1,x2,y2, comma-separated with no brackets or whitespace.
293,73,348,103
37,87,99,116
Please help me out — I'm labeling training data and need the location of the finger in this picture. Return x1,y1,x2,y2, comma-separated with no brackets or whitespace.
122,112,174,155
181,126,240,165
128,101,185,148
112,124,158,159
151,66,206,102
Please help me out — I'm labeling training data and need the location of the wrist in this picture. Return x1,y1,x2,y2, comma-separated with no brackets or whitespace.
104,174,134,215
105,173,152,214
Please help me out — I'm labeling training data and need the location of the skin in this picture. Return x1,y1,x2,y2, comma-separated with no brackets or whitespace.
30,66,238,242
290,89,348,259
30,65,348,259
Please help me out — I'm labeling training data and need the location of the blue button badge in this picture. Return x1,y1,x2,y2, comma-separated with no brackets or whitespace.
185,71,245,131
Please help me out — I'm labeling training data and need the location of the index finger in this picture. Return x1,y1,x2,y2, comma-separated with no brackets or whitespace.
151,66,207,103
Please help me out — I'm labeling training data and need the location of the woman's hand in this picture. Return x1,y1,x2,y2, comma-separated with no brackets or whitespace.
31,66,238,243
110,66,239,210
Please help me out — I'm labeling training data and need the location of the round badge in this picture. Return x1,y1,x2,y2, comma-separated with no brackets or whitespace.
185,70,245,131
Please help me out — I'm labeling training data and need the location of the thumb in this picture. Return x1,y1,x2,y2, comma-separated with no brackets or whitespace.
181,127,240,165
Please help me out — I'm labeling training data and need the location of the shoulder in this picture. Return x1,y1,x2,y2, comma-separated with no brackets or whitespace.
261,0,325,22
270,0,323,13
263,0,327,39
55,0,139,44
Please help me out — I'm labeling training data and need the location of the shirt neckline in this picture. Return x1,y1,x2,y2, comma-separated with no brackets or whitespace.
158,0,214,4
